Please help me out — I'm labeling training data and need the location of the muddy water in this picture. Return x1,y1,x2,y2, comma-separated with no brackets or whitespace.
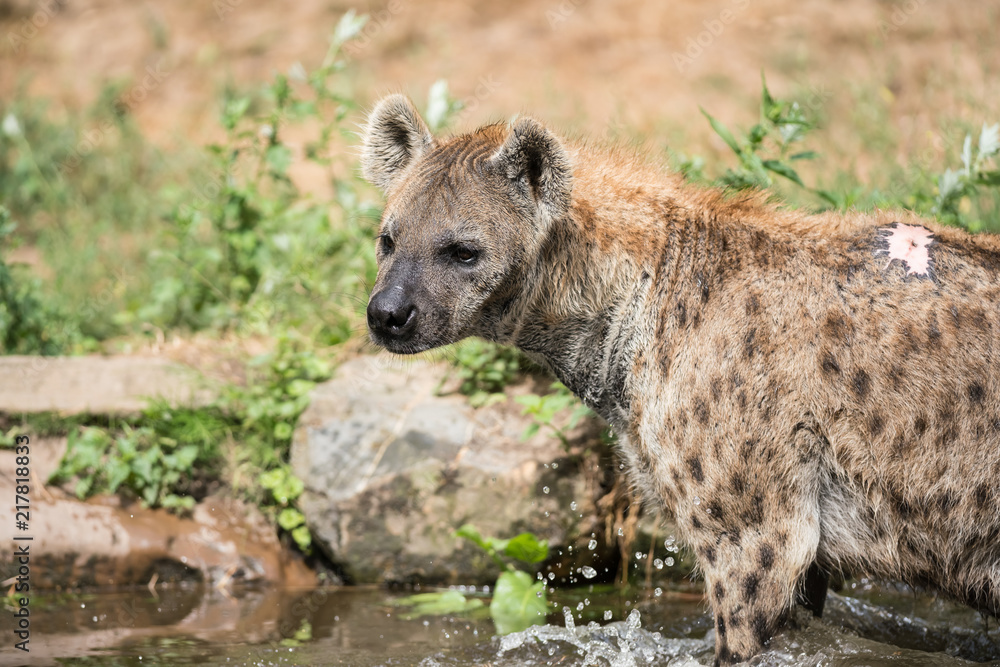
7,582,1000,666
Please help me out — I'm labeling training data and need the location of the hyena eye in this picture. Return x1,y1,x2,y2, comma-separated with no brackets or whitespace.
450,245,479,265
379,234,395,254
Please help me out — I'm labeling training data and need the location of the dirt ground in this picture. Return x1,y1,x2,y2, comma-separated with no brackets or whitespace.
3,0,999,179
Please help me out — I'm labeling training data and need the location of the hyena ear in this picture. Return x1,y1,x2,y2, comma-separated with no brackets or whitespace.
490,117,573,221
361,94,434,192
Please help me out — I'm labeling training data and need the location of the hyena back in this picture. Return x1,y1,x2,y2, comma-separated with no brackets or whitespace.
361,94,1000,664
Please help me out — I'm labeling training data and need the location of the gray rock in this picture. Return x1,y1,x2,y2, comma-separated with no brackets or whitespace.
292,355,613,584
0,355,215,414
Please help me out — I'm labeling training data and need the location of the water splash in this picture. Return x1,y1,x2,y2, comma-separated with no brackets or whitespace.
497,606,706,666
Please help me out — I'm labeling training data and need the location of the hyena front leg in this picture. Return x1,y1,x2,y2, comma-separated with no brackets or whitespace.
697,518,819,665
677,469,821,666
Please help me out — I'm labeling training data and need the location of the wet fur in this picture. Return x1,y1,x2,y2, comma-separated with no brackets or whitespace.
362,95,1000,665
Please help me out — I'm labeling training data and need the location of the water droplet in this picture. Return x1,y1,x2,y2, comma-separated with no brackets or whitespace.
569,501,577,511
604,610,613,621
576,602,585,611
665,557,675,567
536,590,544,597
551,462,558,469
588,539,598,550
693,495,701,505
542,486,550,494
653,558,664,570
563,606,576,631
617,527,624,537
548,572,555,580
654,587,663,597
581,566,597,579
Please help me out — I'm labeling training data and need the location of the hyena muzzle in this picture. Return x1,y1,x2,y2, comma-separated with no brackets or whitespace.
361,94,1000,665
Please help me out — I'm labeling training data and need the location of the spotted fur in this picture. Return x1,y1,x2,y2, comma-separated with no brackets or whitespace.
362,95,1000,665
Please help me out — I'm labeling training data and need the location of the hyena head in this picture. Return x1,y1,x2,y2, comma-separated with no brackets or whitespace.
361,94,572,353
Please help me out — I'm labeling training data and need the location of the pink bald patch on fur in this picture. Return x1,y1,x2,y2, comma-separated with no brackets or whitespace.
880,223,934,276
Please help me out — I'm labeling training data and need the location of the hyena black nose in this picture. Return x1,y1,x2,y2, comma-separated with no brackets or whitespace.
367,287,418,339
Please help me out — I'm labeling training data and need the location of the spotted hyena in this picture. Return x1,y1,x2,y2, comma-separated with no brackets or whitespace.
361,94,1000,664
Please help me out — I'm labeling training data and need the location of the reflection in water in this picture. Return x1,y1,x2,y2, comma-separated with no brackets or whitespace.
8,582,1000,666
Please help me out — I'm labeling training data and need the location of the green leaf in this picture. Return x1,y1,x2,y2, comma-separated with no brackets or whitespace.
700,107,741,156
976,170,1000,186
425,79,452,132
391,590,485,618
789,151,818,161
490,570,548,635
979,122,1000,158
455,524,509,553
291,525,312,551
760,71,777,119
265,145,293,176
521,422,541,440
105,458,131,493
504,533,549,564
330,9,369,49
273,421,293,440
761,160,804,186
278,507,306,531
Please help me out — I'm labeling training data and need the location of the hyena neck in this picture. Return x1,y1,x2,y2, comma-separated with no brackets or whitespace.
508,183,739,429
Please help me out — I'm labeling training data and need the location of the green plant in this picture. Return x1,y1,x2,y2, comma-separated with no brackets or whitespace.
133,12,380,344
443,340,525,407
50,421,215,511
389,525,550,633
515,381,594,448
699,73,821,194
0,207,83,354
456,524,550,634
933,123,1000,229
46,335,329,552
0,91,185,343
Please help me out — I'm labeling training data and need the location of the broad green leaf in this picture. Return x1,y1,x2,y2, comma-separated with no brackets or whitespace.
455,524,508,554
490,570,548,635
504,532,549,564
391,590,484,618
278,507,306,531
291,525,312,551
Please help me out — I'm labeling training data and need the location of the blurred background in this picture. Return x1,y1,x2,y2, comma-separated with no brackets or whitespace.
2,1,1000,665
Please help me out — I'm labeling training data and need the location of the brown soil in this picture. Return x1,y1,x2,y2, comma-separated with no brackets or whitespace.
3,0,998,176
